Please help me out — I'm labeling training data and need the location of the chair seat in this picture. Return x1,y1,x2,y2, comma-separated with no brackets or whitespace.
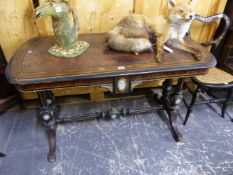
195,67,233,86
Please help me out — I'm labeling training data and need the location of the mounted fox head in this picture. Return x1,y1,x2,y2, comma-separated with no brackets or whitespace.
168,0,196,23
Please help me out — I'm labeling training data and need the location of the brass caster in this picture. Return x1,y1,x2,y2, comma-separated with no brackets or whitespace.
47,153,56,163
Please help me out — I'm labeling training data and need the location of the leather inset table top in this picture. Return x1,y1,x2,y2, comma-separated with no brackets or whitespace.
6,33,216,85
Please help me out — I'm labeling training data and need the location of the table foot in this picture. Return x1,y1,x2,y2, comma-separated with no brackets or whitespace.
38,91,58,163
47,129,56,163
160,79,184,142
168,111,183,141
48,152,56,163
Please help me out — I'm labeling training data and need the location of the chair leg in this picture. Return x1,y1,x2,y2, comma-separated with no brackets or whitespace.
0,152,6,157
221,88,232,118
183,85,201,125
17,93,25,112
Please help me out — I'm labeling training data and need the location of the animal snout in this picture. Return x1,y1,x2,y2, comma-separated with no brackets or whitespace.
189,15,194,19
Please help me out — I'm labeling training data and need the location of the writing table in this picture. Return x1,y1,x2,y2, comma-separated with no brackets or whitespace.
6,33,216,162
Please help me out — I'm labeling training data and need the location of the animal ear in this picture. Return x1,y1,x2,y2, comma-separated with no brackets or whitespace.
168,0,177,8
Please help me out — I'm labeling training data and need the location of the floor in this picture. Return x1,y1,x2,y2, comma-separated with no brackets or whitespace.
0,92,233,175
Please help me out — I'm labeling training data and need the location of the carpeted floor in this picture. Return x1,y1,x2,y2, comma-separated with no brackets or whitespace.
0,93,233,175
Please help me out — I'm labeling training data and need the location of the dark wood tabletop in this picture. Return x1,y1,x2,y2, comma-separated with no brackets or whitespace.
6,33,216,92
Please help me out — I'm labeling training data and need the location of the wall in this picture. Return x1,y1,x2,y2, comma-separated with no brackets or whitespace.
0,0,227,99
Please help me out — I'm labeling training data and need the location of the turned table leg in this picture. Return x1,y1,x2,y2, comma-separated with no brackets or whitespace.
38,91,58,163
161,79,184,141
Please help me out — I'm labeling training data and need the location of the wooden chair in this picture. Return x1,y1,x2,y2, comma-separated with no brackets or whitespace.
183,13,231,125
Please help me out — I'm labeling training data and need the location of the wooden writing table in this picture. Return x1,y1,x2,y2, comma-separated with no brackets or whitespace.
6,33,216,162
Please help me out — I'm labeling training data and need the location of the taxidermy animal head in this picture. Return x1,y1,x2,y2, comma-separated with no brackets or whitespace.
168,0,196,24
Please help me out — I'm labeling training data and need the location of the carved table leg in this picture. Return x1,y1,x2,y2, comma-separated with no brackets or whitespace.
38,91,57,163
161,79,184,142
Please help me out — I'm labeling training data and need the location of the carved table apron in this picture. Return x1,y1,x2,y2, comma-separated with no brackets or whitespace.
6,33,216,162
